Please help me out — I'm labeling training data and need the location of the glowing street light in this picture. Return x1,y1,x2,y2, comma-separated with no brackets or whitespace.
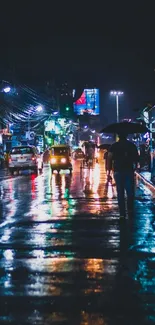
3,87,11,93
28,105,43,135
110,91,124,122
36,105,43,112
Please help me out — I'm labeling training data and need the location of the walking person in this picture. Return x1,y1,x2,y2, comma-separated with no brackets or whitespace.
104,150,112,182
86,146,94,167
107,132,139,218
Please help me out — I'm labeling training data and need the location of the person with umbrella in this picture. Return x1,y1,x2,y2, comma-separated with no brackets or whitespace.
107,131,139,218
100,122,149,218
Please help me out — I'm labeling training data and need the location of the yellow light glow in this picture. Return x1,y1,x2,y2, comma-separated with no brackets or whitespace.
51,158,57,164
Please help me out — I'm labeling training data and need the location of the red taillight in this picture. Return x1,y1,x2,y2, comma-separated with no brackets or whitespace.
31,156,36,161
9,157,12,163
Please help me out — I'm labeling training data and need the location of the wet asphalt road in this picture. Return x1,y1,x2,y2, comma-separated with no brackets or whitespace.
0,160,155,324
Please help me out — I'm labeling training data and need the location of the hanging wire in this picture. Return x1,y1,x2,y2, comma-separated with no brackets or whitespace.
0,81,56,126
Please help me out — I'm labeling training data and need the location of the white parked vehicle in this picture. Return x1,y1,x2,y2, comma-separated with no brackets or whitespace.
8,146,43,175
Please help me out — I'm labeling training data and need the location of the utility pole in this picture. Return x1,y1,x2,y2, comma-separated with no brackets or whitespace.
116,94,119,123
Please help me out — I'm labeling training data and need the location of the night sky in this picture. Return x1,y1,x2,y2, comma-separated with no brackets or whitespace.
0,2,155,123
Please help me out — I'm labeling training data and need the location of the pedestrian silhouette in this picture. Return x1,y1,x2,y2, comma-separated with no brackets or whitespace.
107,132,139,218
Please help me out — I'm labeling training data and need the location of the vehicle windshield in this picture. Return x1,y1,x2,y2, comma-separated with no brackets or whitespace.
11,147,34,155
52,148,69,156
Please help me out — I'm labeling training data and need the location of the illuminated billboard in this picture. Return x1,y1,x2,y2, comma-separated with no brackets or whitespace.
73,88,99,115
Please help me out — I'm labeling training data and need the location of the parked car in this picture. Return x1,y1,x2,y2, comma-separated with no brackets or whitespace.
8,146,43,175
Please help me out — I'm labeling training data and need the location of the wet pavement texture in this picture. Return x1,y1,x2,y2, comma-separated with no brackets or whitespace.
0,160,155,324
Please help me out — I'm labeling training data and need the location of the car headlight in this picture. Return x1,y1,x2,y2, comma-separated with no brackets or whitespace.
61,158,66,163
51,158,56,164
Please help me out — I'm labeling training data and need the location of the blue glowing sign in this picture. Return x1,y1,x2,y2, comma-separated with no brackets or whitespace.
73,88,99,115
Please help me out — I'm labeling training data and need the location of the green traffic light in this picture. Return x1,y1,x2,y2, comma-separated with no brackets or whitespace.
66,106,70,111
47,138,52,144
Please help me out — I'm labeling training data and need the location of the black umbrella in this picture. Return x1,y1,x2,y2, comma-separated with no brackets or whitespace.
100,122,150,134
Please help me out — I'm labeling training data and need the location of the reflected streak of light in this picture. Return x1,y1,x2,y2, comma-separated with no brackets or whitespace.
7,201,17,218
134,260,155,299
62,199,69,210
51,200,61,218
83,168,89,188
27,257,72,272
80,311,106,325
29,224,47,245
51,174,59,199
107,183,113,199
36,175,45,202
4,280,11,288
29,223,52,248
61,174,66,195
108,236,119,248
51,199,70,219
51,174,56,195
29,175,45,217
1,228,12,242
89,168,93,186
35,223,51,232
5,179,17,219
8,178,13,201
31,233,46,245
83,165,101,197
31,174,36,200
3,249,14,260
32,249,45,259
84,258,104,279
92,164,100,195
135,215,155,252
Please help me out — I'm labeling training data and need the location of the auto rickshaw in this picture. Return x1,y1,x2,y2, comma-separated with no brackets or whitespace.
50,144,72,174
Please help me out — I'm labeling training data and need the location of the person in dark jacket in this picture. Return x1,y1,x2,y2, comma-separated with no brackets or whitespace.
104,150,112,182
107,132,139,218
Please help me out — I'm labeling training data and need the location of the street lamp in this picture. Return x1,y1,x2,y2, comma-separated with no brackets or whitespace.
28,105,43,134
3,87,11,93
110,91,124,123
36,105,43,112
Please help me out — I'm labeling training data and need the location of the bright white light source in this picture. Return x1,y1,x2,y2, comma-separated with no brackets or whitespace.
110,91,123,96
143,132,149,139
51,158,56,164
3,87,11,93
36,105,43,112
61,158,66,163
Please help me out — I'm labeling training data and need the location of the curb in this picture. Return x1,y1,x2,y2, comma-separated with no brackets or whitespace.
135,172,155,192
